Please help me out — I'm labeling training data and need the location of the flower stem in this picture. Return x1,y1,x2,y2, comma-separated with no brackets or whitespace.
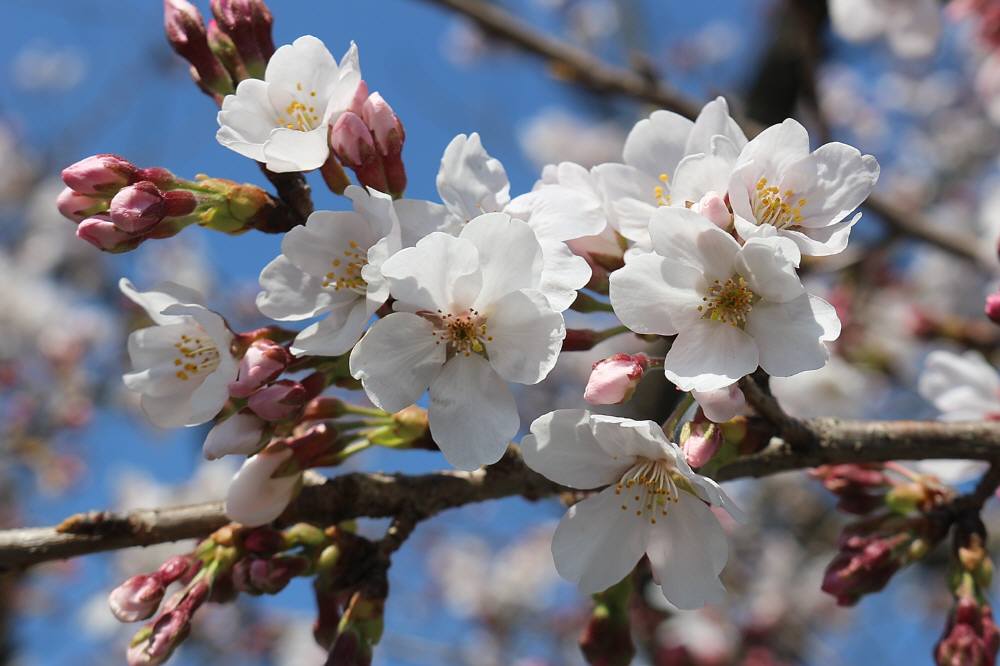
663,392,695,440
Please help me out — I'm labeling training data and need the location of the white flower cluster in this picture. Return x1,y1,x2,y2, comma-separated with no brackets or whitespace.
119,36,882,610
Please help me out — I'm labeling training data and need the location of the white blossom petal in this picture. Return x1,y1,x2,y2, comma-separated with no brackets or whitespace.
735,236,804,304
623,110,694,179
609,254,702,335
381,233,482,312
521,409,627,489
428,355,518,470
485,289,564,385
437,133,510,221
646,492,728,610
459,213,544,310
551,486,651,594
291,298,371,357
664,320,758,392
349,313,445,412
747,294,837,378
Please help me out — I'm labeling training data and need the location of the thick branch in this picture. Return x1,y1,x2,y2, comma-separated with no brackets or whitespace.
418,0,995,269
5,420,1000,569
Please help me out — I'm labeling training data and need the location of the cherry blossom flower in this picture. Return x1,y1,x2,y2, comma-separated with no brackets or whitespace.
915,350,1000,483
520,409,743,608
349,213,566,470
394,133,603,311
120,278,238,428
829,0,941,59
592,97,746,249
729,119,879,256
257,186,399,356
609,208,840,392
919,350,1000,421
216,36,361,172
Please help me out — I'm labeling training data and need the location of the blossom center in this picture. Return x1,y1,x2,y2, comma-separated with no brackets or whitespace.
425,308,493,357
698,275,756,329
172,333,220,381
653,173,671,207
615,458,681,524
752,177,807,229
322,240,367,294
275,82,321,132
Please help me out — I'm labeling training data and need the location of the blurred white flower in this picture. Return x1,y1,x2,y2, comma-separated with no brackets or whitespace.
12,44,86,92
518,109,625,169
771,357,886,419
829,0,941,59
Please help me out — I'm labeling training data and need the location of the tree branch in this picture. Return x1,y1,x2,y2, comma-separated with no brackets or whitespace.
417,0,996,269
5,420,1000,569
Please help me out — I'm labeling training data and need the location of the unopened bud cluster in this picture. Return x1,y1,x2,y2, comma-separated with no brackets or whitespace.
59,154,284,251
164,0,275,99
819,467,953,606
327,82,407,197
935,519,999,666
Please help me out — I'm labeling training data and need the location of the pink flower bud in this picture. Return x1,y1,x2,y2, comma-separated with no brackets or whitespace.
330,112,389,193
203,411,265,459
57,187,106,223
110,181,166,233
682,420,722,468
935,599,1000,665
127,580,209,666
691,190,732,229
232,555,308,595
109,575,165,623
821,534,899,606
330,112,377,168
247,379,307,421
137,167,178,189
164,189,198,217
986,292,1000,326
692,385,747,423
248,0,274,59
210,0,273,77
361,92,406,196
362,93,404,157
566,230,625,275
62,154,137,195
228,339,291,398
164,0,234,96
241,526,285,554
562,328,600,352
349,80,370,117
157,555,197,585
225,448,301,526
77,215,139,252
583,353,649,405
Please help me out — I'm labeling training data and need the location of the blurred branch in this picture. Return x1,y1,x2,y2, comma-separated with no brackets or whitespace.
417,0,996,269
6,420,1000,568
